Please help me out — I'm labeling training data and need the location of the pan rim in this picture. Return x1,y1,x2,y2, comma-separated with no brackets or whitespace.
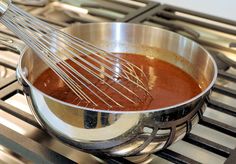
17,22,218,114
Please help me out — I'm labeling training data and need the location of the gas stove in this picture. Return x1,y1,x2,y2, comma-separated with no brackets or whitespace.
0,0,235,163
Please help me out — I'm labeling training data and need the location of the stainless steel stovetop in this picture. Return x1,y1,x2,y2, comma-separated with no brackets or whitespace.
0,0,235,163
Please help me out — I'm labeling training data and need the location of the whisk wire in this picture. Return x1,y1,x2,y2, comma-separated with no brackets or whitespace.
2,8,101,106
11,4,150,95
5,10,121,107
7,6,141,106
0,3,151,109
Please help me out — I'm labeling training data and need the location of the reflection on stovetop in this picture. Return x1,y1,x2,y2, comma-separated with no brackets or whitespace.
0,0,235,163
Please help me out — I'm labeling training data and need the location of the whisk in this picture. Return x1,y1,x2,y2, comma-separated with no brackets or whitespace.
0,0,150,109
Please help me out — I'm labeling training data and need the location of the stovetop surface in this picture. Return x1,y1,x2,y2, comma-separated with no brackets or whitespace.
0,0,235,163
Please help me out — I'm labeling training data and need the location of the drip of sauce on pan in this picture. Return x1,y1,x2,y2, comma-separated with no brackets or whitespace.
33,53,202,111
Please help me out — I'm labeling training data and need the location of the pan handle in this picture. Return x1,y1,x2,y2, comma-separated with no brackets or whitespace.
0,33,26,54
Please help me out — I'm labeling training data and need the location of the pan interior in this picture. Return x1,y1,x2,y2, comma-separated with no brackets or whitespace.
20,23,216,108
24,44,211,91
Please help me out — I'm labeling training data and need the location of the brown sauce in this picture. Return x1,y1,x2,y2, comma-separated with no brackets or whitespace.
33,53,202,111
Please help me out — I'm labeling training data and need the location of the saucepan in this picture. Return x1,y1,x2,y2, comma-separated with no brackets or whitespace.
1,23,217,157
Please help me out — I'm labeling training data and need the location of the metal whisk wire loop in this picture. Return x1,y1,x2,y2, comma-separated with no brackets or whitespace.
0,0,151,109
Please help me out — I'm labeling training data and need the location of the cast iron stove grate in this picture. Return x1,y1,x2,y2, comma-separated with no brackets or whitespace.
0,1,235,163
130,3,236,164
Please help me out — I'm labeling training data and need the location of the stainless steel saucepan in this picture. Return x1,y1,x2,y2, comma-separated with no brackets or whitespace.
2,23,217,156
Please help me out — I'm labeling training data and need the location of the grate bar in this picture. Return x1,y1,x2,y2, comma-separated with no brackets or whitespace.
183,133,232,157
156,149,201,164
101,156,133,164
87,9,118,21
218,70,236,82
128,5,164,23
208,99,236,117
213,85,236,98
0,58,16,70
158,9,236,36
0,74,16,89
0,81,22,99
0,82,41,129
108,0,148,9
200,116,236,137
118,1,159,22
146,16,200,38
0,100,41,129
66,16,103,23
0,123,76,164
225,148,236,164
162,4,236,27
35,15,69,28
81,1,133,14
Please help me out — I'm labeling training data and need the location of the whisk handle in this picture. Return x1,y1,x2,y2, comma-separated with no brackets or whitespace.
0,0,10,16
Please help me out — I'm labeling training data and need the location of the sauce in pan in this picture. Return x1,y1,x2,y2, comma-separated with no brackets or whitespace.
33,53,202,111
